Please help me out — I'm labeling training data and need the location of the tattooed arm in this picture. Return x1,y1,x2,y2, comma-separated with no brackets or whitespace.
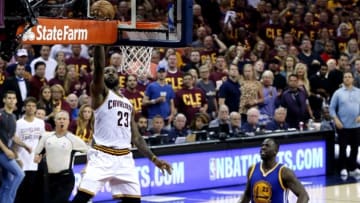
131,111,172,174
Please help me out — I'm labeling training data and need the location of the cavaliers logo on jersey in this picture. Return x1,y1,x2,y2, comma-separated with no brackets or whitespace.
253,180,272,203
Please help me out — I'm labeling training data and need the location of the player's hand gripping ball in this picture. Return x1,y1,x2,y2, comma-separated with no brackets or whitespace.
90,0,116,20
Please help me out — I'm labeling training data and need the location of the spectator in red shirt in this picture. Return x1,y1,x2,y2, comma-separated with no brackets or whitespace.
29,61,48,100
121,75,144,119
175,73,207,126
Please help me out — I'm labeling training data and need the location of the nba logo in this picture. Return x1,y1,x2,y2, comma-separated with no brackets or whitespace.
209,158,217,180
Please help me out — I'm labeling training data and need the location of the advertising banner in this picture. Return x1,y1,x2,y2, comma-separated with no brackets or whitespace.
72,140,326,201
19,18,118,44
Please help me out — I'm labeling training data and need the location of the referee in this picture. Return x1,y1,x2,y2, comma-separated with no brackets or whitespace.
34,111,89,203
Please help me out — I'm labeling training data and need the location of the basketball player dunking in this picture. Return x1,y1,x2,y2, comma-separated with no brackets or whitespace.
71,46,172,203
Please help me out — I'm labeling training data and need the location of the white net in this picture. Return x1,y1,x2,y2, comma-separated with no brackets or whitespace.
119,46,153,76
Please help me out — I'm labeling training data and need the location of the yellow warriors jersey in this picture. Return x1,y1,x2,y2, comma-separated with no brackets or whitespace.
249,162,289,203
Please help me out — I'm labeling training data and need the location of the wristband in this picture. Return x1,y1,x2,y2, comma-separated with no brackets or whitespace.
151,155,157,162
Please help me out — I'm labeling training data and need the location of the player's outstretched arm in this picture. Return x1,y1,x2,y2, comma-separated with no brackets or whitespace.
130,112,172,175
282,167,309,203
91,45,107,109
238,166,252,203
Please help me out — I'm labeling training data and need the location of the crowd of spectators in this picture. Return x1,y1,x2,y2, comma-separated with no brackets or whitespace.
2,1,360,201
2,0,360,145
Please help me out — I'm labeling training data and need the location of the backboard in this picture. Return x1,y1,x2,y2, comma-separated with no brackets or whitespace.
95,0,193,47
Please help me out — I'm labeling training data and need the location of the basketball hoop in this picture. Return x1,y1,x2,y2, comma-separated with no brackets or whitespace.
118,21,166,40
119,46,153,76
118,22,163,76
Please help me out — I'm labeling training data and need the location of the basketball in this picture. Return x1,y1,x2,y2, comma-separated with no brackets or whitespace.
90,0,116,20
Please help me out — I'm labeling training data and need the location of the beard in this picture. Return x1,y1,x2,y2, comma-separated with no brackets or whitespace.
139,127,147,134
104,78,119,89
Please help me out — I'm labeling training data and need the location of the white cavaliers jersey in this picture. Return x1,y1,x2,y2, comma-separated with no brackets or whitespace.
94,90,133,149
16,117,45,171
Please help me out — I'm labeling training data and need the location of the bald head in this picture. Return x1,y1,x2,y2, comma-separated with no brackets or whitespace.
218,105,230,121
174,113,187,130
230,111,241,127
66,94,79,109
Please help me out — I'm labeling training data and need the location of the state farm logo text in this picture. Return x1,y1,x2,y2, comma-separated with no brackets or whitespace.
22,25,88,41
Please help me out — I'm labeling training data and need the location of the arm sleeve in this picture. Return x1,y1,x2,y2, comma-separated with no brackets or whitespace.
329,92,338,117
218,83,227,98
69,134,89,153
15,120,21,137
174,91,180,107
35,134,49,154
144,84,152,98
40,121,46,138
279,93,286,108
201,90,208,105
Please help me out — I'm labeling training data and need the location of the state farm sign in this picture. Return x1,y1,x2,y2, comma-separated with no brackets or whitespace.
19,18,118,44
